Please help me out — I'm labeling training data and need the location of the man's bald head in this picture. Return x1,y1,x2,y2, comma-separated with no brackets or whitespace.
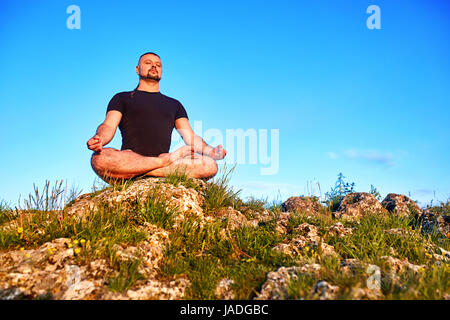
136,52,162,82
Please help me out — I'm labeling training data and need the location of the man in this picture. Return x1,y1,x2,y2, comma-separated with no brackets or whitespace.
87,52,226,183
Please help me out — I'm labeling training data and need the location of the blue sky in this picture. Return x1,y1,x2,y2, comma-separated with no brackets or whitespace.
1,0,449,209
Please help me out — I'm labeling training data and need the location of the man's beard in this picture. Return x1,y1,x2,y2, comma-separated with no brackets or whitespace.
139,71,161,82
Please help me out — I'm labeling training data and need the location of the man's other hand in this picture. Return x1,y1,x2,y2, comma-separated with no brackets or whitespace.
87,135,103,153
210,145,227,160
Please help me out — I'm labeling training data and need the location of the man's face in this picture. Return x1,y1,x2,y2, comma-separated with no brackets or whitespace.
136,54,162,82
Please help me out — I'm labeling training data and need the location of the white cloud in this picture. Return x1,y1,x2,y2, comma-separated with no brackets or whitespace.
327,152,338,160
340,149,396,166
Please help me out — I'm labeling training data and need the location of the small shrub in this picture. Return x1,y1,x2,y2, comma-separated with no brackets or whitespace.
324,173,356,211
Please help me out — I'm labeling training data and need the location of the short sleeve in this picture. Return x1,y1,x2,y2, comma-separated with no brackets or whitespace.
106,93,125,115
175,101,188,120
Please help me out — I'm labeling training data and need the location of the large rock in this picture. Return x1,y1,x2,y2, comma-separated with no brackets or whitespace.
65,177,206,223
281,196,322,215
381,193,422,217
334,192,388,220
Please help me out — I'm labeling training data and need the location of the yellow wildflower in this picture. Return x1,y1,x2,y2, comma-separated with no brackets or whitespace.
73,239,79,246
17,227,23,234
74,248,81,255
20,247,25,251
80,239,86,246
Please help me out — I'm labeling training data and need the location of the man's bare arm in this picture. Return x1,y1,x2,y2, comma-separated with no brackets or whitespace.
87,110,122,152
175,117,227,160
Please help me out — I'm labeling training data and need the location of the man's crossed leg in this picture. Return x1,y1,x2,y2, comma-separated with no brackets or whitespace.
91,145,218,184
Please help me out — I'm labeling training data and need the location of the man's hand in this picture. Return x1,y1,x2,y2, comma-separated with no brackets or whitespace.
87,135,103,153
210,145,227,160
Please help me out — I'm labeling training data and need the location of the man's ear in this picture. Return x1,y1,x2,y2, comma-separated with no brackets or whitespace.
136,66,140,75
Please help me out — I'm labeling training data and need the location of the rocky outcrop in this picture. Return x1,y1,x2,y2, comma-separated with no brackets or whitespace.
1,177,447,300
334,192,388,220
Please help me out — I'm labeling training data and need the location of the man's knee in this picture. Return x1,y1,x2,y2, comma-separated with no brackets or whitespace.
201,156,218,178
90,148,118,178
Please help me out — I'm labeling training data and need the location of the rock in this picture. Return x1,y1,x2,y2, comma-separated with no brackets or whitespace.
254,264,321,300
281,197,322,215
62,279,98,300
417,210,450,239
275,211,294,234
350,287,383,300
272,223,338,257
0,239,88,300
328,222,353,238
334,192,388,220
384,228,415,236
214,207,251,230
275,211,321,235
381,193,422,217
122,277,190,300
437,215,450,238
436,216,450,238
340,259,363,274
380,256,425,274
295,223,320,238
312,281,339,300
112,223,169,277
243,208,276,227
65,177,205,222
215,278,235,300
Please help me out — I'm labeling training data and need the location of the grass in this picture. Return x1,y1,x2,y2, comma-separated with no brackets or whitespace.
0,200,16,225
202,164,241,213
132,187,178,230
108,258,145,292
165,169,201,192
282,208,450,299
159,216,295,299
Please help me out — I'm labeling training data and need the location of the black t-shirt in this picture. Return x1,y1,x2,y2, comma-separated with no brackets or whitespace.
106,90,188,157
